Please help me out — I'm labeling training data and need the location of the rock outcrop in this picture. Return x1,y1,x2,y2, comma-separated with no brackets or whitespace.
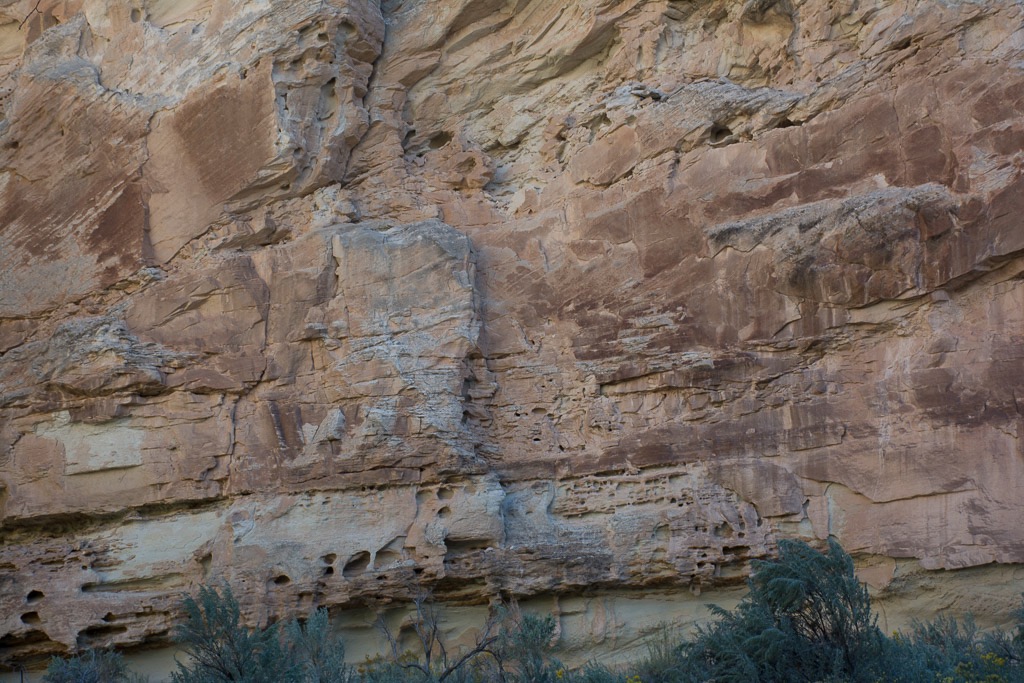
2,0,1024,669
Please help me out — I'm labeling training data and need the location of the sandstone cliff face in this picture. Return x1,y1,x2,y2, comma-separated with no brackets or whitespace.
1,0,1024,668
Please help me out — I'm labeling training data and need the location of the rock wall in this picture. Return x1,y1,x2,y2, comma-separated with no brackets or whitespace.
1,0,1024,669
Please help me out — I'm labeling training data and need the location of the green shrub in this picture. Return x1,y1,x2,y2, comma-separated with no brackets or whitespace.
170,584,297,683
676,540,1024,683
681,538,887,682
626,625,686,683
565,661,624,683
285,608,354,683
899,611,1024,683
496,613,563,683
43,649,146,683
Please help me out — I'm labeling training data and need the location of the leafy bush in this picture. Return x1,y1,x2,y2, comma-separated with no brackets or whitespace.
626,625,686,683
676,540,1024,683
681,537,887,682
496,613,562,683
43,649,146,683
170,584,296,683
285,607,355,683
895,611,1024,683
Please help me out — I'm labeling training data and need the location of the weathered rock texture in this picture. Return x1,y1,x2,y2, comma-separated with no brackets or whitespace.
1,0,1024,669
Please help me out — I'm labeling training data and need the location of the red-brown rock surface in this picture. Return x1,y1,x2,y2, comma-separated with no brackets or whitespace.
2,0,1024,670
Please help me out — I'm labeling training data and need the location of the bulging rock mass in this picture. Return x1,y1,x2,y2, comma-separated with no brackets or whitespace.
1,0,1024,669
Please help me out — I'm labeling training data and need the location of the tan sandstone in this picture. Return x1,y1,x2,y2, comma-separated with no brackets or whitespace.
1,0,1024,673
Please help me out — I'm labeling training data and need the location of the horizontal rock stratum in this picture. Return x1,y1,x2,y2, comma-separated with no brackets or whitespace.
2,0,1024,669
